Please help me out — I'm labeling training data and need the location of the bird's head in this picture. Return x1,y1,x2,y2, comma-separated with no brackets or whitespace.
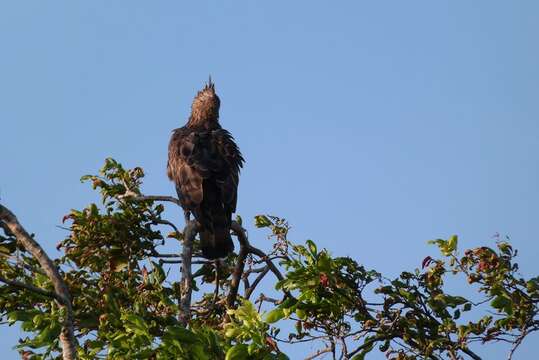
189,77,221,126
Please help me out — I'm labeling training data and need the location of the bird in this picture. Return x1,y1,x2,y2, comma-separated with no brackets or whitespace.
167,79,244,259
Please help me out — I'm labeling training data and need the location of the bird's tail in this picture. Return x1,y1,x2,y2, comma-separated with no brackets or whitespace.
198,208,234,260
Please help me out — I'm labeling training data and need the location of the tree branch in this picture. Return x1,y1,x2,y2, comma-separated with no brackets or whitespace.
119,193,181,207
246,243,285,283
305,347,332,360
179,220,198,326
0,275,62,302
245,266,270,300
227,222,250,308
461,347,482,360
0,204,77,360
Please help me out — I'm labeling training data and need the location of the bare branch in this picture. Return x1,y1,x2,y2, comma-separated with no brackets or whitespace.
179,220,198,326
119,193,181,207
227,222,250,308
461,347,482,360
212,261,220,306
255,293,281,305
245,266,270,300
246,244,285,283
150,252,182,258
0,204,77,360
150,218,180,234
159,259,208,265
226,221,289,305
305,346,332,360
508,330,526,360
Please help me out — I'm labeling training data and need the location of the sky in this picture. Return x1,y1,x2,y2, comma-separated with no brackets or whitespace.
1,1,538,358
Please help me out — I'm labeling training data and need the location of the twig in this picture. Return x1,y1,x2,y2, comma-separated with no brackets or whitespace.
244,266,270,275
151,218,180,234
245,266,270,300
0,204,77,360
159,259,208,265
305,346,332,360
212,261,220,306
242,274,250,293
507,328,527,360
159,259,183,264
150,252,182,258
247,244,286,284
348,335,387,358
339,336,348,359
0,275,62,302
255,293,280,305
119,193,181,207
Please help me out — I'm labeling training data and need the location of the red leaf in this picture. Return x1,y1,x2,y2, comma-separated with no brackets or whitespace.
62,214,72,223
266,336,279,352
319,273,329,287
142,266,149,282
422,256,433,269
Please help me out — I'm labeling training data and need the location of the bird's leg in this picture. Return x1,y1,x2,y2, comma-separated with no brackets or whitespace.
183,210,191,224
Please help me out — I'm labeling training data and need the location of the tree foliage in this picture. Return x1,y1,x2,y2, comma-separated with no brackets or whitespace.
0,159,538,359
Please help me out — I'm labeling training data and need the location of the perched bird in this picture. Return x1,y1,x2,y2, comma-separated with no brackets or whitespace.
167,79,244,259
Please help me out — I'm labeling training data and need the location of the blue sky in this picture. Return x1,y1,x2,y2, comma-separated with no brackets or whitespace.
1,1,538,358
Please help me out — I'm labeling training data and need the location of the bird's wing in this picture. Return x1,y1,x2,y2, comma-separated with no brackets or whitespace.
167,127,206,208
211,128,244,213
167,127,243,208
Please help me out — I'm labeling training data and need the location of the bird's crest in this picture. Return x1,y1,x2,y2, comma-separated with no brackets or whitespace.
189,76,220,125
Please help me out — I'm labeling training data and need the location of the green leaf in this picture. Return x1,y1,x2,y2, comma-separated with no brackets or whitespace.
225,344,249,360
306,240,317,256
31,323,61,348
526,279,538,292
295,308,307,320
235,215,243,226
498,242,512,255
491,296,511,310
224,327,241,338
7,310,38,324
165,326,198,344
265,308,285,324
351,341,374,360
80,174,93,182
254,215,272,228
447,235,458,253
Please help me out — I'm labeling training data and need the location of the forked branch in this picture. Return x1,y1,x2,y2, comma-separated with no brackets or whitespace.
0,204,77,360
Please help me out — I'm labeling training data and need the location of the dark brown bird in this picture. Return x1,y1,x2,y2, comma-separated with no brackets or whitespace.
167,79,244,259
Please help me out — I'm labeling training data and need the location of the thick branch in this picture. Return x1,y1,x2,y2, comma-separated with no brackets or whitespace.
461,347,482,360
179,220,198,326
226,221,288,305
227,222,250,308
0,204,77,360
